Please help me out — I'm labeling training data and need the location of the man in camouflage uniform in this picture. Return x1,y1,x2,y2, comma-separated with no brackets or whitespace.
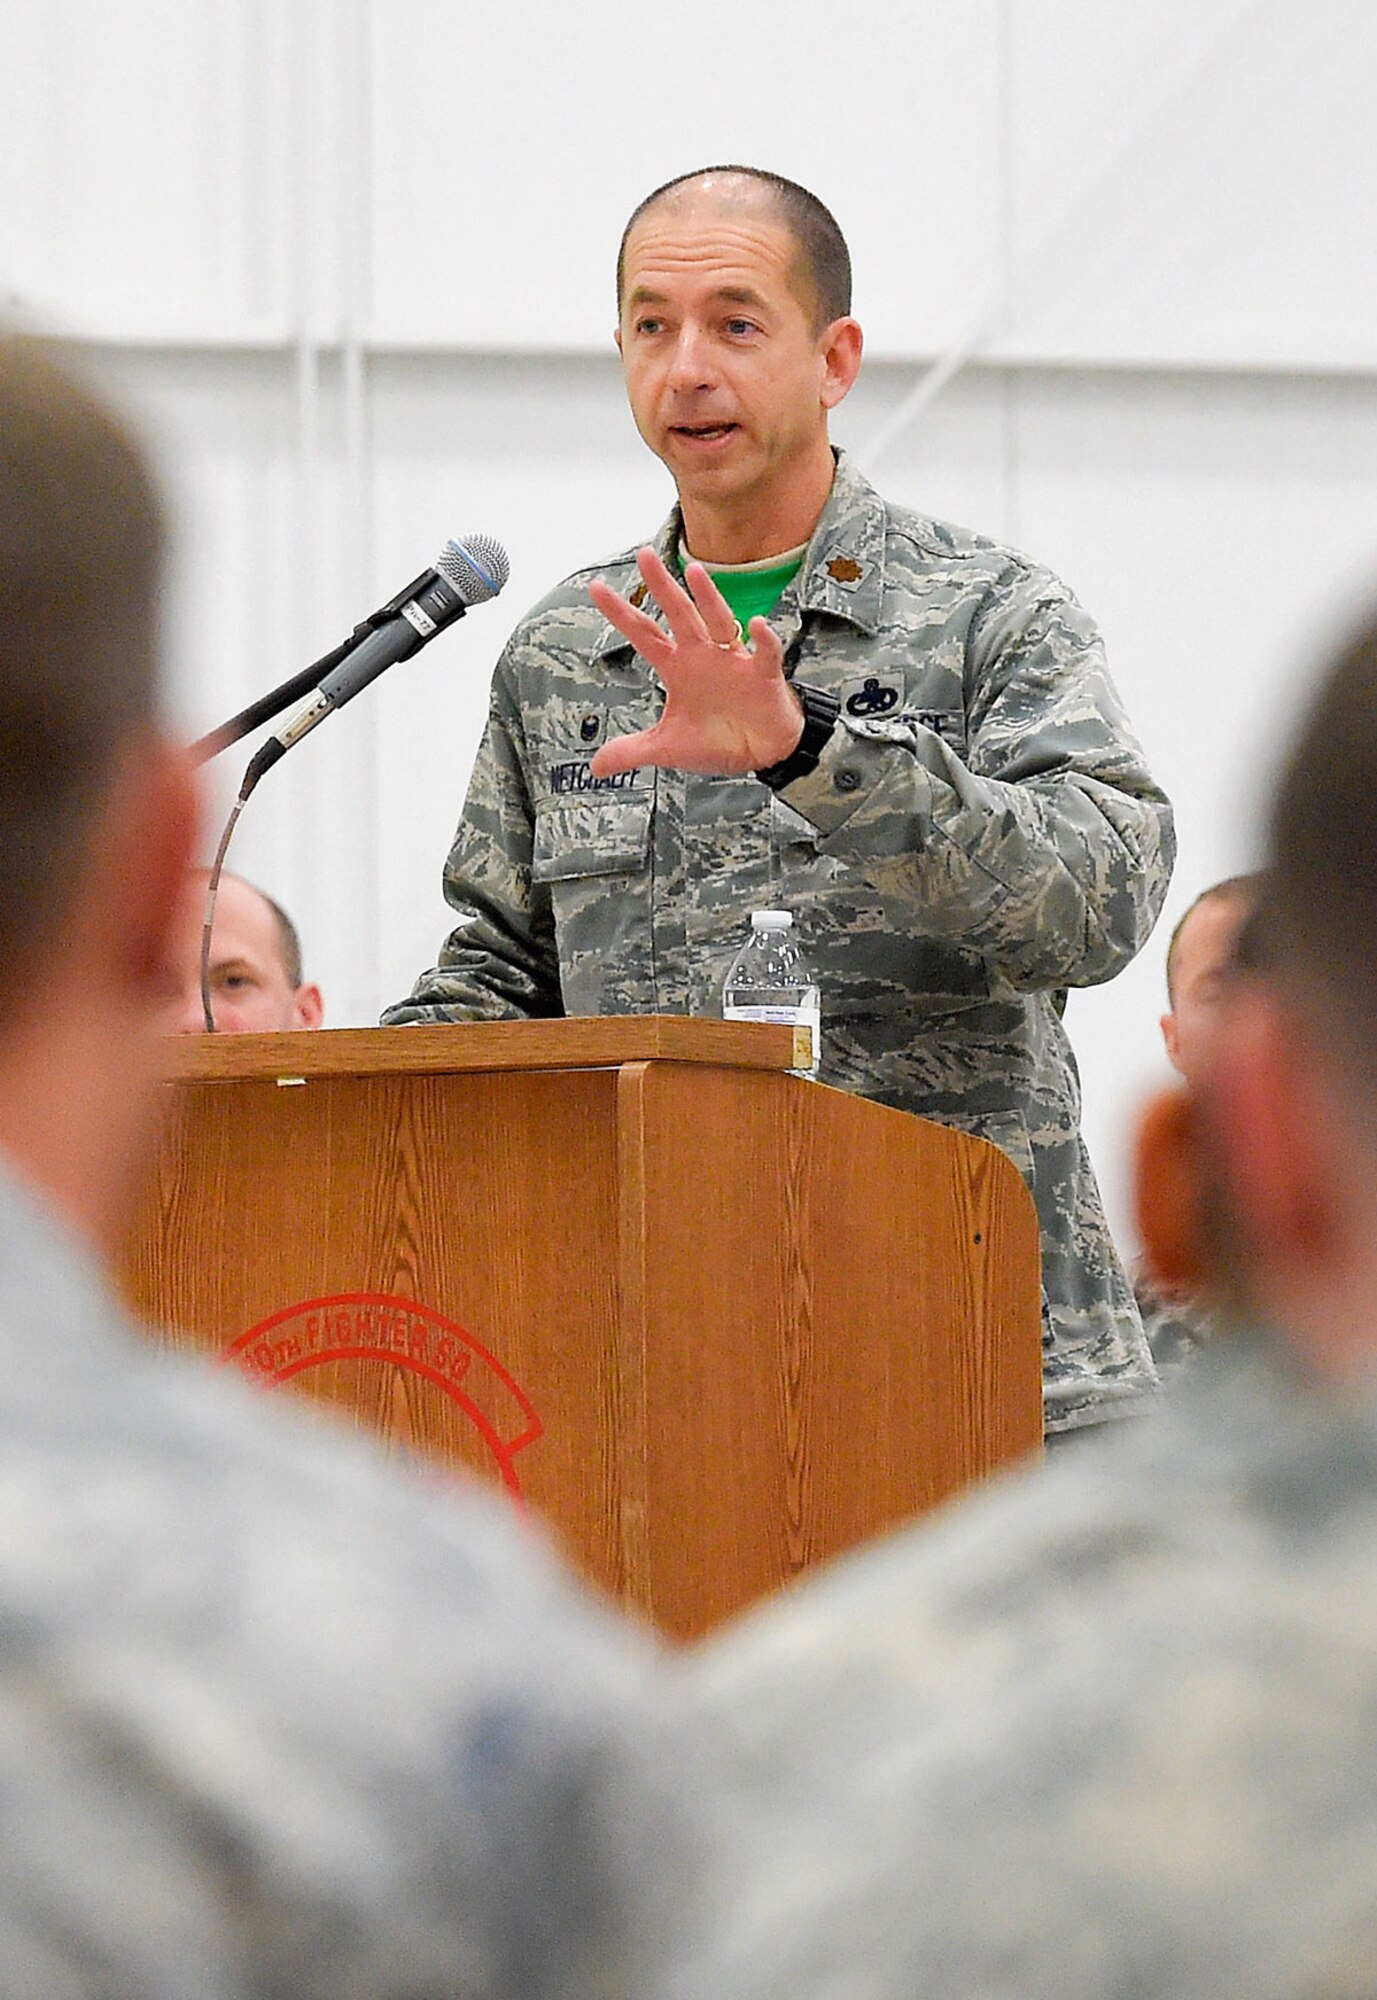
664,605,1377,2000
385,166,1174,1435
1136,874,1260,1382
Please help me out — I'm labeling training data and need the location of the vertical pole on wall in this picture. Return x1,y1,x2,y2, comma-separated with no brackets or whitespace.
339,0,380,1019
285,0,323,917
996,0,1020,549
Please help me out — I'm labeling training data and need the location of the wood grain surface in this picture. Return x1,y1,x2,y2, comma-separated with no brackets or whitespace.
160,1015,798,1083
615,1063,1042,1635
121,1026,1042,1639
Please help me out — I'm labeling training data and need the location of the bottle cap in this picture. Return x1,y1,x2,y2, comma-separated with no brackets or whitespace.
750,910,793,931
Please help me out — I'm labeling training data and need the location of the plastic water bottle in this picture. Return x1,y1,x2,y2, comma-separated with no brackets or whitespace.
721,910,820,1078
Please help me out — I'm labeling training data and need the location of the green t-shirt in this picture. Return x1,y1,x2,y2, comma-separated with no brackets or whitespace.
680,543,805,643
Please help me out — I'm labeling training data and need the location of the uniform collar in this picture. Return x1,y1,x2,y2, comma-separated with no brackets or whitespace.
591,450,887,662
793,451,887,636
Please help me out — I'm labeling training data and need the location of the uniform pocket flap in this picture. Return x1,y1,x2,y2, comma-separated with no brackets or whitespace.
532,795,653,883
769,794,819,846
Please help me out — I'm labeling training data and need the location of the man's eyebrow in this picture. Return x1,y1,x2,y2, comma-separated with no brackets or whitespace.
624,284,771,310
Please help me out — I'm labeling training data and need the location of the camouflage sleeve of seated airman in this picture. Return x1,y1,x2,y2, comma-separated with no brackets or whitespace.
781,565,1174,991
381,650,563,1023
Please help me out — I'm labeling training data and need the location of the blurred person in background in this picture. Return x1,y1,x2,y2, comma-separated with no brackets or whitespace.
1136,872,1262,1380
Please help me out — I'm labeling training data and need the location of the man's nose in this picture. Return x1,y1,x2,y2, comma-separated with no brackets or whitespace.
666,324,715,392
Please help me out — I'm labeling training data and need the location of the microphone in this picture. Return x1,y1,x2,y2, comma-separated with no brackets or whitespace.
240,533,510,791
198,532,509,1031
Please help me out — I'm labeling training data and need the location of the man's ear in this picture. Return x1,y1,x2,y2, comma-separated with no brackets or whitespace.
819,318,863,411
292,982,325,1030
1160,1009,1182,1074
1135,1087,1210,1296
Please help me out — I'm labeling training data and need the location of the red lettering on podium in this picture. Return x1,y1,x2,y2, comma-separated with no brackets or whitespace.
219,1293,542,1498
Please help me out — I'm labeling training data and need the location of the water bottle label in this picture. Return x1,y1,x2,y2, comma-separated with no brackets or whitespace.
723,1003,820,1073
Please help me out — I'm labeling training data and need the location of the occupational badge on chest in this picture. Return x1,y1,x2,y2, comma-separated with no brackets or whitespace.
841,672,905,720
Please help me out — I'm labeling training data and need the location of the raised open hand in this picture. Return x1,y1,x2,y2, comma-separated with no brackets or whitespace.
588,548,803,778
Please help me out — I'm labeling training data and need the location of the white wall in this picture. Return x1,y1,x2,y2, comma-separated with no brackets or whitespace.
4,0,1377,1252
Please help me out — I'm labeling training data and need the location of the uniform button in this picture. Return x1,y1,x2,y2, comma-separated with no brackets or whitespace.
835,768,862,793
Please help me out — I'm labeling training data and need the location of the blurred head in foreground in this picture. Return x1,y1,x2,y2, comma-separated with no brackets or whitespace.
0,332,197,1250
169,868,323,1033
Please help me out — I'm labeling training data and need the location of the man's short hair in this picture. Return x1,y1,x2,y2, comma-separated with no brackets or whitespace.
1262,608,1377,1084
259,884,305,989
616,166,852,332
1164,875,1263,1005
195,869,306,989
0,334,162,993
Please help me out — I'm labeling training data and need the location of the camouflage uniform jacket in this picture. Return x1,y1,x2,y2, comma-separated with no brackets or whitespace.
665,1329,1377,2000
385,453,1175,1431
1135,1264,1220,1384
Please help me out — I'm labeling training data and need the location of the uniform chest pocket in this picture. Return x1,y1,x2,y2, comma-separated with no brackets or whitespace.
532,794,653,883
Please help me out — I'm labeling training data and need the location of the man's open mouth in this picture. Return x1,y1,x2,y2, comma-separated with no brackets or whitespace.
672,423,738,442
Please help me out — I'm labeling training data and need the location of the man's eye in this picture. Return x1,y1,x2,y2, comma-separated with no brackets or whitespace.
635,317,663,336
726,319,757,336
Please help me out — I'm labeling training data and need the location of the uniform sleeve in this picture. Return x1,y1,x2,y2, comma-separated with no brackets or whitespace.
778,568,1175,991
381,653,563,1023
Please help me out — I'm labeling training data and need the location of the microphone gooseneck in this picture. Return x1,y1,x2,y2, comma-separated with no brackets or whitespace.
196,534,509,1030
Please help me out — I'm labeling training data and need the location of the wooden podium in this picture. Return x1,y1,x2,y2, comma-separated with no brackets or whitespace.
121,1018,1042,1639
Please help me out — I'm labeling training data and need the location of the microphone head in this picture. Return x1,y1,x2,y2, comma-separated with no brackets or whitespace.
437,534,511,606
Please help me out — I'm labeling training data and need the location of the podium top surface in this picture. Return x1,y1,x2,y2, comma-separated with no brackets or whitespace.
162,1015,800,1084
